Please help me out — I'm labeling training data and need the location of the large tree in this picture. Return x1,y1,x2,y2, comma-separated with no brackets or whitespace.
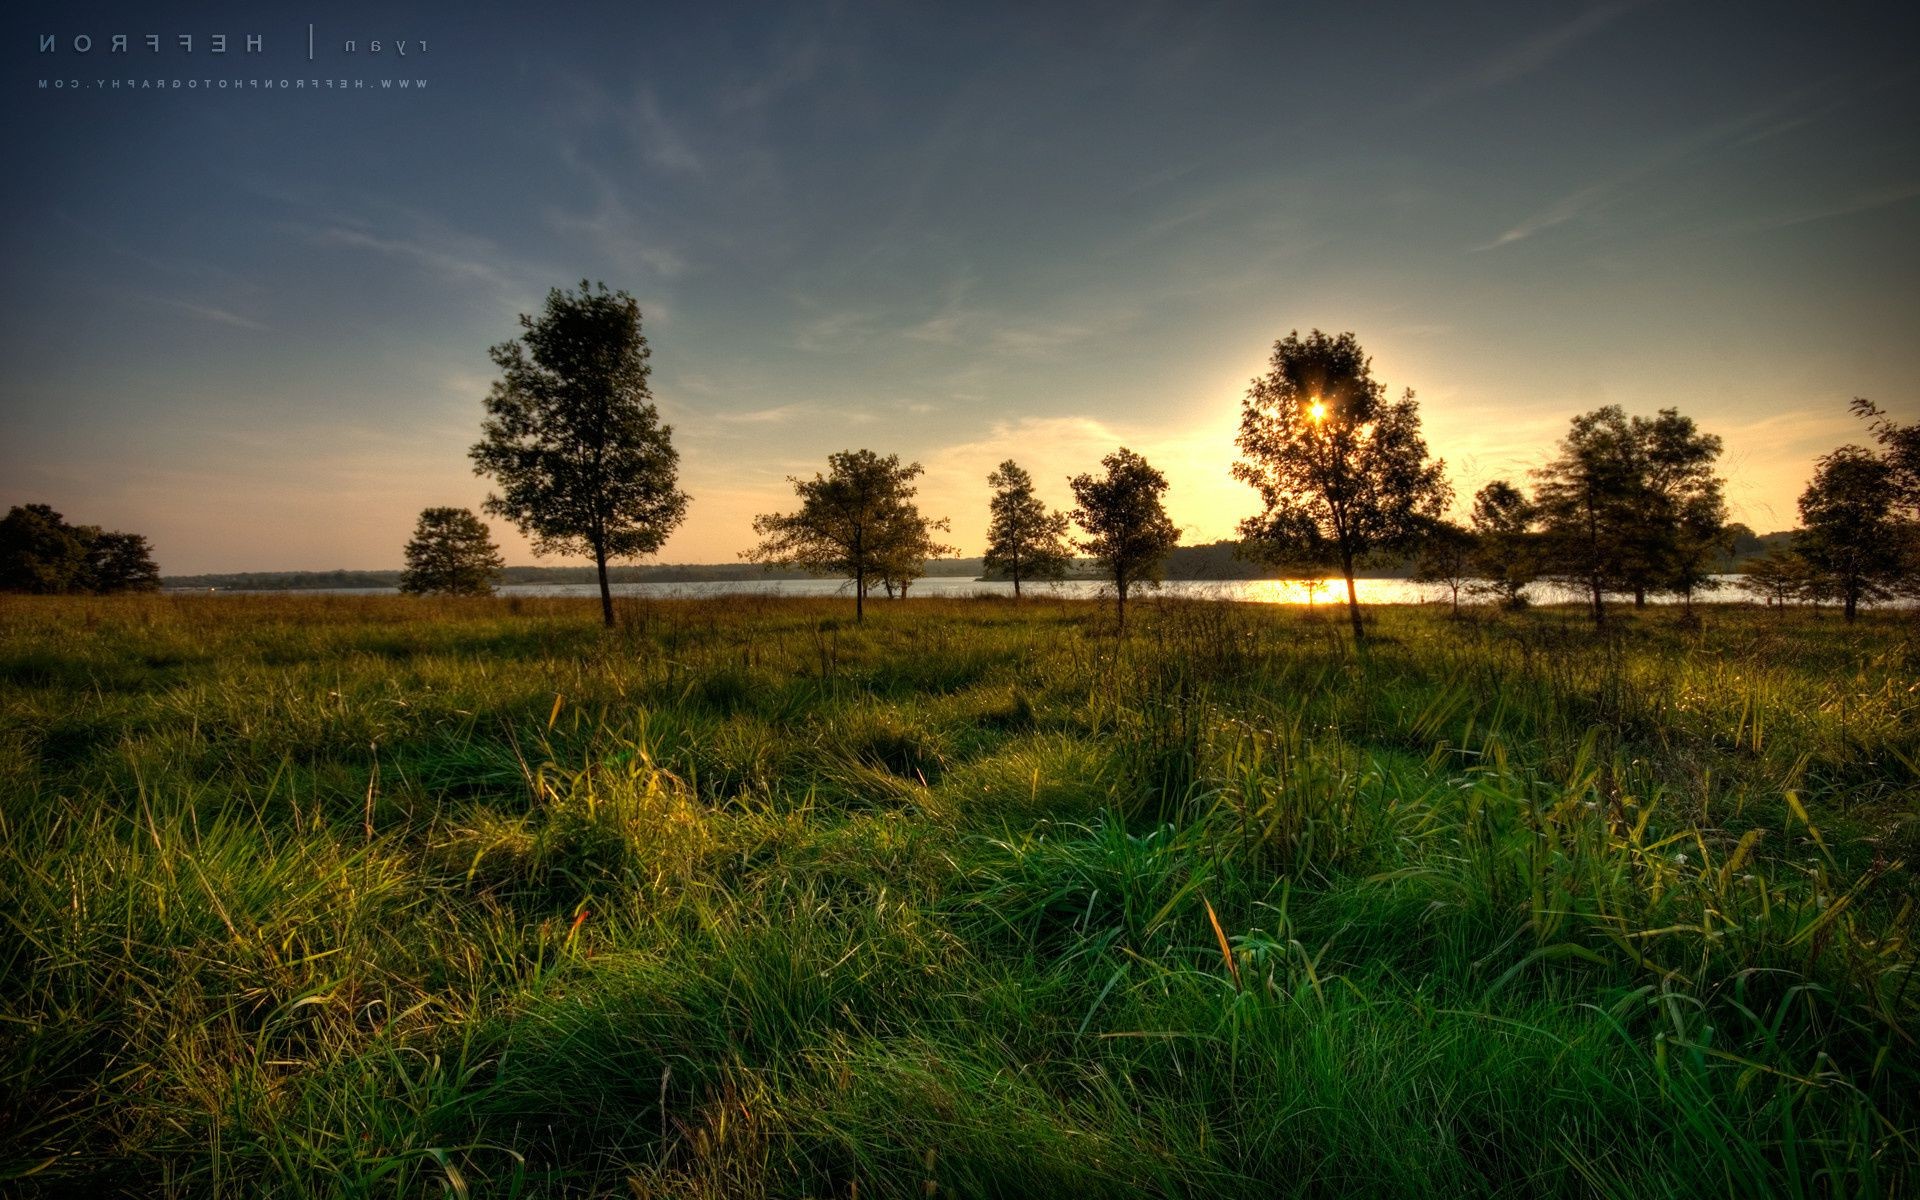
0,505,159,594
747,449,941,621
0,504,90,593
983,460,1073,598
1797,446,1904,621
400,507,505,597
470,281,689,627
1233,329,1450,641
81,531,162,594
1069,447,1179,631
1532,406,1728,621
1467,480,1537,609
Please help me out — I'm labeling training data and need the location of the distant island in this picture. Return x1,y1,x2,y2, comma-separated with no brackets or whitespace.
162,532,1795,591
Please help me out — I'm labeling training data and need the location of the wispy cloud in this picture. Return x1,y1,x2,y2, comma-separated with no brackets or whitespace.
161,298,266,331
1470,101,1814,251
1409,0,1654,112
1711,180,1920,238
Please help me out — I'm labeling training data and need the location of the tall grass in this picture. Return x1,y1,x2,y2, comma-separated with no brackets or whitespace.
1,592,1915,1196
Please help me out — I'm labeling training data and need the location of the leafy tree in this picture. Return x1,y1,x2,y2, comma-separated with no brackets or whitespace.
81,531,161,593
1797,446,1904,620
1069,447,1178,630
983,460,1073,598
1852,397,1920,518
400,507,505,597
875,506,956,600
1233,329,1450,642
1631,409,1727,606
748,450,940,621
1738,544,1816,610
0,504,90,593
0,505,159,594
470,281,689,627
1467,481,1536,609
1533,406,1728,620
1411,520,1474,615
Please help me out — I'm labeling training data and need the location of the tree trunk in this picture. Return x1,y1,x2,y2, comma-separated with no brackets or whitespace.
1341,552,1364,643
1633,586,1646,608
1844,588,1857,622
855,567,865,623
1450,583,1460,616
1013,570,1021,600
1116,577,1127,632
1590,575,1605,625
594,541,614,628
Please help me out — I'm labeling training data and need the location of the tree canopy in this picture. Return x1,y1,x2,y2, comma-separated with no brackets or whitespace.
983,460,1073,598
0,504,160,594
1069,447,1178,629
1797,446,1905,621
747,449,944,620
399,507,505,597
1233,329,1449,640
470,281,689,626
1532,406,1727,622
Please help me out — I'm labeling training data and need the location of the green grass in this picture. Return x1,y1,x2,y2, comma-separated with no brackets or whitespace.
1,592,1916,1197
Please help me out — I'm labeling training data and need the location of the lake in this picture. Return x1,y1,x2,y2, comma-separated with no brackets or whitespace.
188,575,1776,606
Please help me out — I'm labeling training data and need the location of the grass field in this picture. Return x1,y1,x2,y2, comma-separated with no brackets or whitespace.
2,593,1916,1197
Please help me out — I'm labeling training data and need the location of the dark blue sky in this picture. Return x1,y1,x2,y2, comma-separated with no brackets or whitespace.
4,0,1917,571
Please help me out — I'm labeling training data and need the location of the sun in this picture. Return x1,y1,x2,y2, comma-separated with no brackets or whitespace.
1307,396,1326,422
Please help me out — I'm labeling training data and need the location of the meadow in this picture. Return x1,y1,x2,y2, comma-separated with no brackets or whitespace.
1,592,1916,1198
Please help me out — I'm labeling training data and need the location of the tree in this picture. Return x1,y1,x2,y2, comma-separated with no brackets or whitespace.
0,504,90,593
875,506,956,600
1532,406,1728,621
1738,544,1815,610
747,449,941,621
1796,446,1904,621
470,281,689,627
1467,480,1537,609
0,505,159,594
1411,520,1474,615
1631,409,1727,606
400,507,505,597
1069,447,1178,631
82,531,162,593
983,460,1073,598
1851,397,1920,518
1234,329,1451,642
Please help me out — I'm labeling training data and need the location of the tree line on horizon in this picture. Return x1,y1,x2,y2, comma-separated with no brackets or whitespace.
5,282,1915,627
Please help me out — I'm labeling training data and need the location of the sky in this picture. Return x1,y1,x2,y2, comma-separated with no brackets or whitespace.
3,0,1917,574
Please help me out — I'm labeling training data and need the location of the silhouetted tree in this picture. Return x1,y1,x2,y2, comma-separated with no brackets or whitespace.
1797,446,1904,620
82,531,161,593
1069,447,1178,631
748,450,939,621
470,281,689,627
1467,480,1537,609
1738,544,1816,610
1233,329,1450,642
400,507,505,597
0,504,90,593
1533,406,1728,620
0,505,159,594
983,460,1073,598
1633,409,1727,606
1411,519,1474,615
1852,397,1920,518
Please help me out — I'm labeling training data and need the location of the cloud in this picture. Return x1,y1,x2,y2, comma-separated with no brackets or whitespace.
301,224,516,291
1470,102,1812,251
160,298,266,331
1409,0,1654,112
